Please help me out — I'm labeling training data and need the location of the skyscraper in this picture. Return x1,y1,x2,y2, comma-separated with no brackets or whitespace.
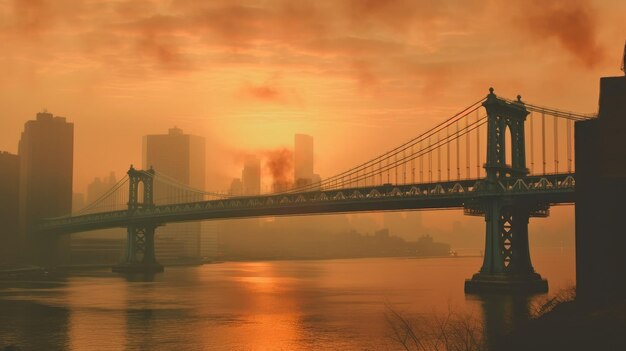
242,155,261,195
18,112,74,264
143,127,206,261
0,151,20,264
229,178,243,196
294,134,314,187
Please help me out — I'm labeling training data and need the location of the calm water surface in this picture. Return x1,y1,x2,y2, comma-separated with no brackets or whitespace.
0,248,575,350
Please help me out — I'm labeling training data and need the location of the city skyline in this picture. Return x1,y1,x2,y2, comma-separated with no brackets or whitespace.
1,1,624,196
1,2,624,350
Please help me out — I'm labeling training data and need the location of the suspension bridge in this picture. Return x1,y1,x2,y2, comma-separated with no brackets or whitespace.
37,88,595,292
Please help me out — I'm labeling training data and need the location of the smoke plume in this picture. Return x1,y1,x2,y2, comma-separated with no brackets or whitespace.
518,0,606,68
263,148,293,191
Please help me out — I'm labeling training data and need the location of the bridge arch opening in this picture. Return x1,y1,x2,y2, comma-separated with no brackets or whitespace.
137,180,145,206
504,124,513,169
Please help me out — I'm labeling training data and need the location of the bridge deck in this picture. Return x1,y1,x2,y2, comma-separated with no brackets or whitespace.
38,174,575,235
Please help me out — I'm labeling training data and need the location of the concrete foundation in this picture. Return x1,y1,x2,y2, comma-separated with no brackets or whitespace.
112,262,164,274
465,272,548,294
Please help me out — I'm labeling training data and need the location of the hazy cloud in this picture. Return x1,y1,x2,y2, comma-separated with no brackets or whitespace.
516,0,606,68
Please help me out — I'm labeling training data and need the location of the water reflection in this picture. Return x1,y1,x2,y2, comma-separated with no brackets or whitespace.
0,249,575,350
469,293,534,350
66,277,127,350
0,280,70,350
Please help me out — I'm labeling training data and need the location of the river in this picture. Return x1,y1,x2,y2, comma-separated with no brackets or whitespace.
0,247,575,350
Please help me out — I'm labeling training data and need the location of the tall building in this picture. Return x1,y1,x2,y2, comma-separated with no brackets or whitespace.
18,111,74,265
143,127,206,262
242,155,261,195
229,178,243,196
294,134,314,187
0,151,20,264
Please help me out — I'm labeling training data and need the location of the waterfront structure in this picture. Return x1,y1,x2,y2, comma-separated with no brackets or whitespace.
0,151,20,264
575,73,626,304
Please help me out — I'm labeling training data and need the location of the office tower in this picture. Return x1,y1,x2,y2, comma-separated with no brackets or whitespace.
229,178,243,196
143,127,206,261
294,134,314,187
242,155,261,195
18,111,74,264
0,151,20,264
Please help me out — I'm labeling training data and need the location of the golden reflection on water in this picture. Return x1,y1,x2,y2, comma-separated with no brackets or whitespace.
66,277,127,351
0,248,577,350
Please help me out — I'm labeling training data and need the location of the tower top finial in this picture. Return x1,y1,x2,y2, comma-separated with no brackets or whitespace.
489,87,494,94
517,95,522,102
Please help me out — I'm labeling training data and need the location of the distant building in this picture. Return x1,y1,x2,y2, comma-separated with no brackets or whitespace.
143,127,206,262
242,155,261,195
86,172,117,204
294,134,314,186
229,178,243,196
0,151,20,264
18,112,73,265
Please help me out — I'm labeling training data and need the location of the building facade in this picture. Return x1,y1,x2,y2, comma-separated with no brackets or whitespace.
18,112,74,265
242,155,261,195
294,134,314,187
0,152,20,265
143,127,206,262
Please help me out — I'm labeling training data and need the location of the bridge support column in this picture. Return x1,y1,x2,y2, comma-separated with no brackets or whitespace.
465,200,547,293
112,166,163,274
113,224,163,273
465,89,547,293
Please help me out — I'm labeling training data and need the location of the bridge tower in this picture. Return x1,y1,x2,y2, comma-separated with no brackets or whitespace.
465,88,548,293
112,166,164,273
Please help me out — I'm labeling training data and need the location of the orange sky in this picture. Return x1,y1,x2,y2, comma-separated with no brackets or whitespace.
0,0,624,195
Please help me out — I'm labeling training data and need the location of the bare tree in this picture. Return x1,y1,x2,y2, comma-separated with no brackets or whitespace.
385,303,485,351
530,285,576,318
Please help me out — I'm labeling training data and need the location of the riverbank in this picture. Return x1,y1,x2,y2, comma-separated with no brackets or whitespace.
500,299,626,351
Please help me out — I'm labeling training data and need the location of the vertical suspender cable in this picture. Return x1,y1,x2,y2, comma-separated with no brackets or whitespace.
403,150,406,184
412,145,416,183
395,153,398,184
437,134,441,181
530,112,534,174
428,136,432,182
456,120,460,180
420,141,424,183
446,126,450,181
466,114,470,178
476,110,480,178
542,112,546,174
554,116,559,173
567,119,572,172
